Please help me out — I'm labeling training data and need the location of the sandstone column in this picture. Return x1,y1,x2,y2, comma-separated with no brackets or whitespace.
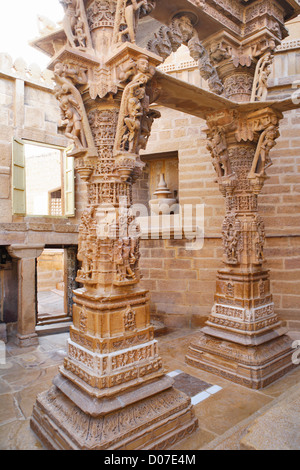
186,106,295,388
7,245,44,347
30,0,197,450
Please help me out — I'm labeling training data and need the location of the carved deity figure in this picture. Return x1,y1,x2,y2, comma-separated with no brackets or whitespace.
112,237,139,283
223,223,240,264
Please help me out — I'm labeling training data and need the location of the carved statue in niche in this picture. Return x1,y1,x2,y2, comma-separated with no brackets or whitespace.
222,217,242,265
112,237,138,283
207,126,232,179
251,52,274,102
253,215,265,264
78,206,97,279
249,115,279,178
114,0,155,45
124,305,136,331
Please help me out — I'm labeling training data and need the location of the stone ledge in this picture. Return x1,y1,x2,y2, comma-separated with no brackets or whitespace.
240,381,300,450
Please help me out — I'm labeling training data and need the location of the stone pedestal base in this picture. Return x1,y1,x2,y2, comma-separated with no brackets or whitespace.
30,373,198,450
17,332,39,348
186,331,294,389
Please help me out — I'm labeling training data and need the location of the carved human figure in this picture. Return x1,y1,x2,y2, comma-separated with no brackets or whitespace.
62,105,87,149
252,53,273,102
60,0,91,49
249,116,279,178
224,224,239,263
123,238,137,280
207,127,232,178
115,55,156,157
74,18,87,49
113,238,137,282
60,0,78,48
53,62,89,150
118,0,148,43
123,87,145,150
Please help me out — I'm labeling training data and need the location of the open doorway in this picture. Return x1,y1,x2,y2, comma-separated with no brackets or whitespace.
35,246,80,334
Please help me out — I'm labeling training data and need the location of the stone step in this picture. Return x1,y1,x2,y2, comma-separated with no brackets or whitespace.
36,321,73,336
37,314,72,326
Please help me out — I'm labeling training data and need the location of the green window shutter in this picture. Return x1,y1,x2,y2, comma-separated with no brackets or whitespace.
64,150,75,217
12,137,26,215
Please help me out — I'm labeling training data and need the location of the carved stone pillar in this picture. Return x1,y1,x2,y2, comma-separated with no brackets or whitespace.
30,0,197,450
7,245,44,347
186,106,295,388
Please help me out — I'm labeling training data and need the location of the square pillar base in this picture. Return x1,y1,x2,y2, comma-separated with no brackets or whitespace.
17,333,39,348
186,331,295,389
30,374,198,450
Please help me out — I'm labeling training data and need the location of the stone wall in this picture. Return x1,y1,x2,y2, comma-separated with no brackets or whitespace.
37,249,64,292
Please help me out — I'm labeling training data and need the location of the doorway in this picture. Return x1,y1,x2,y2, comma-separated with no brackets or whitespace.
36,247,78,332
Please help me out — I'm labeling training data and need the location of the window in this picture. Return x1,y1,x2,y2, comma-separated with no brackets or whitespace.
12,138,75,217
49,189,62,217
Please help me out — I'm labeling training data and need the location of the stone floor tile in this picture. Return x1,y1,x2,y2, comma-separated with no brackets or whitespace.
0,394,24,425
192,386,272,436
0,419,43,450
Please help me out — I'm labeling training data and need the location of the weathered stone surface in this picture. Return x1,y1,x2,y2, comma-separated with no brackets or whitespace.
240,383,300,450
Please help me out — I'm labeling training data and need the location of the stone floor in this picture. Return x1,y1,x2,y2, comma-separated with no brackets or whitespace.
0,327,299,450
